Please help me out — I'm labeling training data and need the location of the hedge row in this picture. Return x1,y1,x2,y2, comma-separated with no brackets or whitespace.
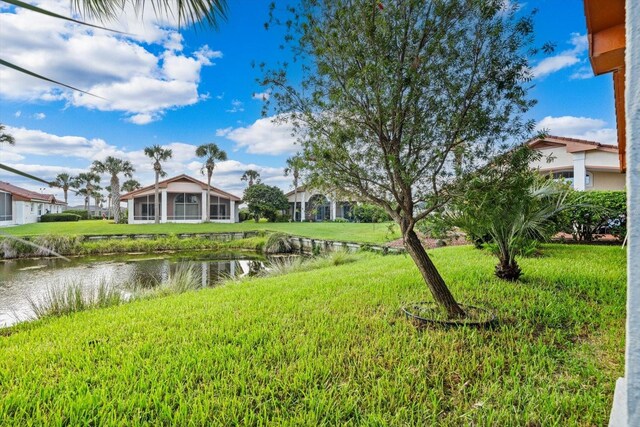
40,213,80,222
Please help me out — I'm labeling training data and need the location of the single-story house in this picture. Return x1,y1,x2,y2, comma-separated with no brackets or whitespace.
0,181,66,226
528,135,625,191
121,174,241,224
285,186,354,221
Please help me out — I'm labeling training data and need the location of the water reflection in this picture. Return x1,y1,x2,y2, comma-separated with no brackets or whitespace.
0,252,275,327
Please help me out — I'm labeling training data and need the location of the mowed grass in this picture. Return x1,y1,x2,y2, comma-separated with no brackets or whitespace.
0,244,626,425
4,220,400,244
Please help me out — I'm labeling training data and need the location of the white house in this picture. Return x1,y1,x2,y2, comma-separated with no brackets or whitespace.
121,174,241,224
285,186,354,221
528,135,625,191
0,181,66,227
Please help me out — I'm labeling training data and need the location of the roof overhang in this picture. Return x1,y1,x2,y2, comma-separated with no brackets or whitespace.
584,0,626,171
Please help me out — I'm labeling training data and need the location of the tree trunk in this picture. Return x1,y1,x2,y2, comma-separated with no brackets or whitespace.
495,256,521,281
154,172,160,224
206,171,212,221
403,228,465,318
63,188,68,204
111,177,120,223
293,189,297,221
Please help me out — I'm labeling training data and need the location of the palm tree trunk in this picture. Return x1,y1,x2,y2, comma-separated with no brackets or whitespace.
206,170,212,221
111,177,120,223
154,172,160,224
293,189,298,221
403,227,465,318
63,188,68,205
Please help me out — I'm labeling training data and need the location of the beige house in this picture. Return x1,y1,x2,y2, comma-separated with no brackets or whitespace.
121,174,241,224
528,135,625,191
285,186,354,221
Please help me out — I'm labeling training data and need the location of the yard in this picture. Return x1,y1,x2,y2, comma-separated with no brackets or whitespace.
0,244,626,425
3,221,401,245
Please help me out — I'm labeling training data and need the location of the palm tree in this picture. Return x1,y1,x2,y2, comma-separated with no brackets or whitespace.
105,185,112,220
284,155,305,221
53,173,73,204
91,157,134,224
0,124,15,145
241,170,260,187
122,179,142,193
73,172,100,213
195,143,227,221
144,145,173,223
1,1,228,92
92,187,104,217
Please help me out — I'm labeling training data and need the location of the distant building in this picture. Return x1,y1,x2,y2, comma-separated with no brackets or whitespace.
528,135,625,191
0,181,66,226
121,174,241,224
285,186,354,221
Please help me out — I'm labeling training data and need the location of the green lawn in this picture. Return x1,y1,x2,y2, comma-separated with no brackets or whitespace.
4,221,400,245
0,244,626,425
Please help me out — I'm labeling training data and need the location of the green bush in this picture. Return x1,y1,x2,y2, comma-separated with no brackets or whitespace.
238,208,251,222
274,213,290,223
332,217,348,223
352,203,390,223
555,191,626,241
63,209,89,220
40,213,80,222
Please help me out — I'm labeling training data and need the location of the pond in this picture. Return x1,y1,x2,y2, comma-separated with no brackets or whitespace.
0,251,276,328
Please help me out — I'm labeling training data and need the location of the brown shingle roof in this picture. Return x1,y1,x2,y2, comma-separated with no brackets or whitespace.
527,135,619,153
0,181,65,204
120,174,241,201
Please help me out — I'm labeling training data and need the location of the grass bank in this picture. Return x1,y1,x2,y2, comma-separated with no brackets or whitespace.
0,235,267,259
3,220,400,244
0,244,626,425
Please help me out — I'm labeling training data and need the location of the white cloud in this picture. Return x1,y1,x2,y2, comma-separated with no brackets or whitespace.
226,99,245,113
531,32,588,79
0,0,221,123
33,113,46,120
570,66,594,80
220,116,298,155
536,115,617,144
14,111,21,117
252,91,271,101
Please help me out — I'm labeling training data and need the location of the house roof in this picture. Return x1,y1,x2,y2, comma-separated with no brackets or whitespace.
120,174,241,201
527,135,619,154
285,185,307,197
0,181,65,204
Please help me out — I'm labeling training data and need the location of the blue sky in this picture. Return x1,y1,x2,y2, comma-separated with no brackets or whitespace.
0,0,618,205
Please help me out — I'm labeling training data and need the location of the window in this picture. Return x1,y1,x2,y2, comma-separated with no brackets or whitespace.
0,192,12,221
141,203,155,218
174,193,200,220
210,204,227,219
552,171,592,187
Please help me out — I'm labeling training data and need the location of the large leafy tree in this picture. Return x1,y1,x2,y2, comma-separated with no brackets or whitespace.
144,145,173,223
241,170,261,187
264,0,537,317
243,183,289,222
195,143,227,220
53,173,73,204
91,156,135,223
284,155,305,221
72,172,100,213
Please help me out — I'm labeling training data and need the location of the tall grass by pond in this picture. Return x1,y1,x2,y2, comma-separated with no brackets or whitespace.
17,252,357,324
26,281,125,320
0,235,266,259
